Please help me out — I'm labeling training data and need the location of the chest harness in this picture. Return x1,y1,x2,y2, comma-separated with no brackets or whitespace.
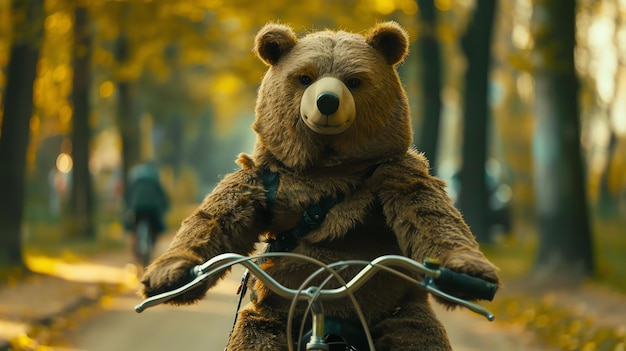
227,168,345,341
261,169,345,253
227,166,377,348
235,168,344,298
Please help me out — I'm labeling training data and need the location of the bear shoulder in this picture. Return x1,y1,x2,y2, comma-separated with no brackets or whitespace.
373,148,444,188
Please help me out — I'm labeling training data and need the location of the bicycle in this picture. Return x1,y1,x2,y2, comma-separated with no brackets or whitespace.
135,251,497,351
129,213,158,269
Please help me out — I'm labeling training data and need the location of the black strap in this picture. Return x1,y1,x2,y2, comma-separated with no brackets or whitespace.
262,167,344,252
266,192,344,252
262,168,279,208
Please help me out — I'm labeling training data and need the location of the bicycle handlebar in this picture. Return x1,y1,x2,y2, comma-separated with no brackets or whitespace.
135,253,496,321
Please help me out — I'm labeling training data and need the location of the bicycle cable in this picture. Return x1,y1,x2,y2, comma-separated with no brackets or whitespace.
288,257,433,351
288,260,369,351
288,257,426,351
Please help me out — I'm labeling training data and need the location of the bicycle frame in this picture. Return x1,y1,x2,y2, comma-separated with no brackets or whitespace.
136,252,496,351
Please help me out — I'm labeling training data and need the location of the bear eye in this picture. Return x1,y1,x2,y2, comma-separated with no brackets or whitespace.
299,75,313,86
346,78,361,89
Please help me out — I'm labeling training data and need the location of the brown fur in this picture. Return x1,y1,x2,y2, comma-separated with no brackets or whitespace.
141,22,499,351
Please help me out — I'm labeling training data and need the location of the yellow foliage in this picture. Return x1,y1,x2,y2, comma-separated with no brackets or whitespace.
209,72,247,132
25,254,138,288
569,319,583,335
211,72,242,96
181,48,213,65
437,23,457,44
25,255,59,275
434,0,451,12
44,11,72,35
374,0,396,15
99,80,115,98
52,64,69,82
508,53,534,73
10,333,40,350
93,47,114,67
400,0,418,15
535,314,549,328
59,105,72,124
99,295,115,309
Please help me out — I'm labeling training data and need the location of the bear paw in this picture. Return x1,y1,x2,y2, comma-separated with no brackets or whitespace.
140,254,211,305
436,247,499,307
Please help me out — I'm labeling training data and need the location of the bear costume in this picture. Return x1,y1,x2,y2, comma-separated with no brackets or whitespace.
141,22,499,351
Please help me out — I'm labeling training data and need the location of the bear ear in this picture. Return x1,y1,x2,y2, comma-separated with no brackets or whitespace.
365,21,409,66
254,23,297,66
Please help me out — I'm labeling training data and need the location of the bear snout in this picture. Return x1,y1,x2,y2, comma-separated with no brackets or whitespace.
300,77,355,135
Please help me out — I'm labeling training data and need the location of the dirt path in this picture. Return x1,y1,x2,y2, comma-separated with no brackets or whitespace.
435,304,556,351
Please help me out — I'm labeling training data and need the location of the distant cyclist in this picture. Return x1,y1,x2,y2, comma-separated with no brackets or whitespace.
123,162,170,265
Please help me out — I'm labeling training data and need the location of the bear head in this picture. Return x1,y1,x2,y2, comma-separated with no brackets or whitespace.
252,22,412,173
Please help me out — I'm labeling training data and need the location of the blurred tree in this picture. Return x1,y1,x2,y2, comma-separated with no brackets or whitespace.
0,0,44,267
115,31,142,179
456,0,497,243
598,130,618,217
97,1,219,182
416,0,442,174
69,4,95,238
531,0,594,278
490,0,536,228
141,46,189,176
593,3,624,219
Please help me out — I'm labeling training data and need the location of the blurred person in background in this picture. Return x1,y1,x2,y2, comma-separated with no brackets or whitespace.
123,161,170,266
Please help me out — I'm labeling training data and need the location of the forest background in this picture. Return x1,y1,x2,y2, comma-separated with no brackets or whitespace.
0,0,625,348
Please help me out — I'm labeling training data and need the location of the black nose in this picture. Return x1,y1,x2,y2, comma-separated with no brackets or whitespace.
316,93,340,115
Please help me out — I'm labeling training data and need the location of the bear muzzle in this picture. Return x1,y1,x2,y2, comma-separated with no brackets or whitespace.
300,77,355,135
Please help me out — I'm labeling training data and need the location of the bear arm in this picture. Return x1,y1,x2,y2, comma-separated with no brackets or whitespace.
141,168,269,304
379,171,476,261
376,157,499,288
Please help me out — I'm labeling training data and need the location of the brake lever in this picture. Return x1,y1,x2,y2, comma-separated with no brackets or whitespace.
420,276,495,321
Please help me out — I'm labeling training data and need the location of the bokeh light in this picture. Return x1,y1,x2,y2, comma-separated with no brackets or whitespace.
56,152,73,174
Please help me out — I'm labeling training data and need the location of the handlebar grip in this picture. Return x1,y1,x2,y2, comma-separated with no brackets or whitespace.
436,269,498,301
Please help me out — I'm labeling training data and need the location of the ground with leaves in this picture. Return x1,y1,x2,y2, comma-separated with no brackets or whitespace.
1,236,625,351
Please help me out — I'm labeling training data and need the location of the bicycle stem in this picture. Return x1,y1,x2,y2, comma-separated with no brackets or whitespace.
305,290,329,351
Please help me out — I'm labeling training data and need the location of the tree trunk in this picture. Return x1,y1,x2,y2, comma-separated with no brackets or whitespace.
115,33,142,181
457,0,497,243
531,0,594,279
597,130,617,217
162,111,184,176
69,5,95,239
0,0,44,267
417,0,442,174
